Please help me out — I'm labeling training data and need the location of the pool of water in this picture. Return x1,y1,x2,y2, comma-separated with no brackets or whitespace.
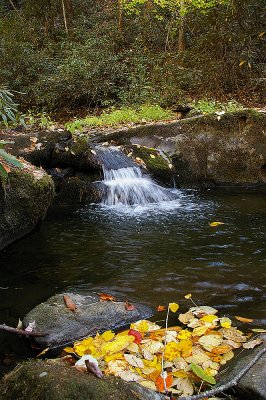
0,190,265,339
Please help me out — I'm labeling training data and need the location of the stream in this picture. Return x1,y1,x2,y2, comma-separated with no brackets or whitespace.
0,190,265,338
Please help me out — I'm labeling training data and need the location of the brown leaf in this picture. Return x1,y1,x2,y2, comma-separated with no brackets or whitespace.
235,316,254,323
125,301,136,311
243,338,263,349
63,295,77,311
97,292,116,302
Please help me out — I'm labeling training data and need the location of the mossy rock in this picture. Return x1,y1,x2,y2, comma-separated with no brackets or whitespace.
0,359,163,400
0,164,54,251
51,137,100,172
131,145,174,185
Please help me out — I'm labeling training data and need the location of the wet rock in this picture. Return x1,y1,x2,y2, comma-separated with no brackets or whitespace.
235,334,266,400
94,110,266,188
23,292,153,350
0,359,163,400
50,137,100,172
0,162,54,251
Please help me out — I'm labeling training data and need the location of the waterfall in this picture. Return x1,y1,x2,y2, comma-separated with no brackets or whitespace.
96,147,178,206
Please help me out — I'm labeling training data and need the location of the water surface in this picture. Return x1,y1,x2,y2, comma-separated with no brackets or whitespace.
0,190,265,334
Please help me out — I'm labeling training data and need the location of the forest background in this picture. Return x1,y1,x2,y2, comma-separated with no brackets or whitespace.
0,0,265,116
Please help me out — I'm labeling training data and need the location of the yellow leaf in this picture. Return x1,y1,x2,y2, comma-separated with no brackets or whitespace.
64,347,75,354
36,348,49,357
164,342,181,361
192,326,209,337
178,330,192,340
239,60,246,66
220,317,232,329
172,370,188,378
201,315,219,324
105,352,124,362
184,293,192,299
150,154,156,159
176,339,193,358
209,221,225,227
103,335,134,355
251,328,266,333
169,302,179,313
101,330,115,341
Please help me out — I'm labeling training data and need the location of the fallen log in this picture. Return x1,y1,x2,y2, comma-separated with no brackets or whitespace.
0,324,47,337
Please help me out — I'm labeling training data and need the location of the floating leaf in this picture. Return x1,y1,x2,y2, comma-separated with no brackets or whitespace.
169,302,179,313
251,328,266,333
157,305,166,312
235,316,254,323
184,293,192,299
258,31,265,38
239,60,246,66
36,347,49,357
150,154,156,159
209,221,225,227
191,362,216,384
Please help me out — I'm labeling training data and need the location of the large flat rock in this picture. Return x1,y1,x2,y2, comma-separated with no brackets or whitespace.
23,293,153,350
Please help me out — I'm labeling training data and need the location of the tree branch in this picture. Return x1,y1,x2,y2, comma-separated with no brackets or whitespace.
0,324,47,337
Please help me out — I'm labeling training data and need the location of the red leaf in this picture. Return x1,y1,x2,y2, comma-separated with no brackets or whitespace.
63,295,77,311
128,329,143,344
125,301,136,311
97,292,116,302
157,305,166,312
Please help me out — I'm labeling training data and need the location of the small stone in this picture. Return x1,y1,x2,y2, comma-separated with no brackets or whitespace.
39,372,48,378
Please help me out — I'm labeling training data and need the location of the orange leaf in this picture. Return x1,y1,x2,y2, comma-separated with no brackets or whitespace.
211,344,232,354
157,305,166,312
235,316,254,323
97,292,116,302
125,301,135,311
155,374,173,392
2,163,11,173
63,295,77,311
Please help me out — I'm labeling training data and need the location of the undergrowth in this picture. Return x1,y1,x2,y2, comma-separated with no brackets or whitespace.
65,105,175,133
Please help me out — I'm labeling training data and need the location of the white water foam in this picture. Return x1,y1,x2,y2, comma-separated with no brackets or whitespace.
101,164,179,206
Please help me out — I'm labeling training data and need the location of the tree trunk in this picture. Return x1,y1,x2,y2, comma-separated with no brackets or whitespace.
118,0,123,33
178,0,186,53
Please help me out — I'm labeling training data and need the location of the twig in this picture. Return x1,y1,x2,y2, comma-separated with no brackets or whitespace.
179,347,266,400
161,304,170,393
61,0,68,34
8,0,19,12
0,324,47,337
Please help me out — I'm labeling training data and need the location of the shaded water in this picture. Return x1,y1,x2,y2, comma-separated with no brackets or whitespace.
0,190,265,335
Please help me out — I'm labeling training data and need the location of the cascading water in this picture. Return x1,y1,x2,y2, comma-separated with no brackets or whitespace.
96,146,178,206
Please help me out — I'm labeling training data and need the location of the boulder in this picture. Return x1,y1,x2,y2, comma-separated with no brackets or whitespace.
23,292,153,350
0,359,163,400
94,110,266,188
0,162,54,251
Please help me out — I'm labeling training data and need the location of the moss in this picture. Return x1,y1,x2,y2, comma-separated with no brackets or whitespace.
131,145,173,184
0,360,159,400
0,168,54,250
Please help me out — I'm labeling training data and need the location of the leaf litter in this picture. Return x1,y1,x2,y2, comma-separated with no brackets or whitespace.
63,299,263,398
